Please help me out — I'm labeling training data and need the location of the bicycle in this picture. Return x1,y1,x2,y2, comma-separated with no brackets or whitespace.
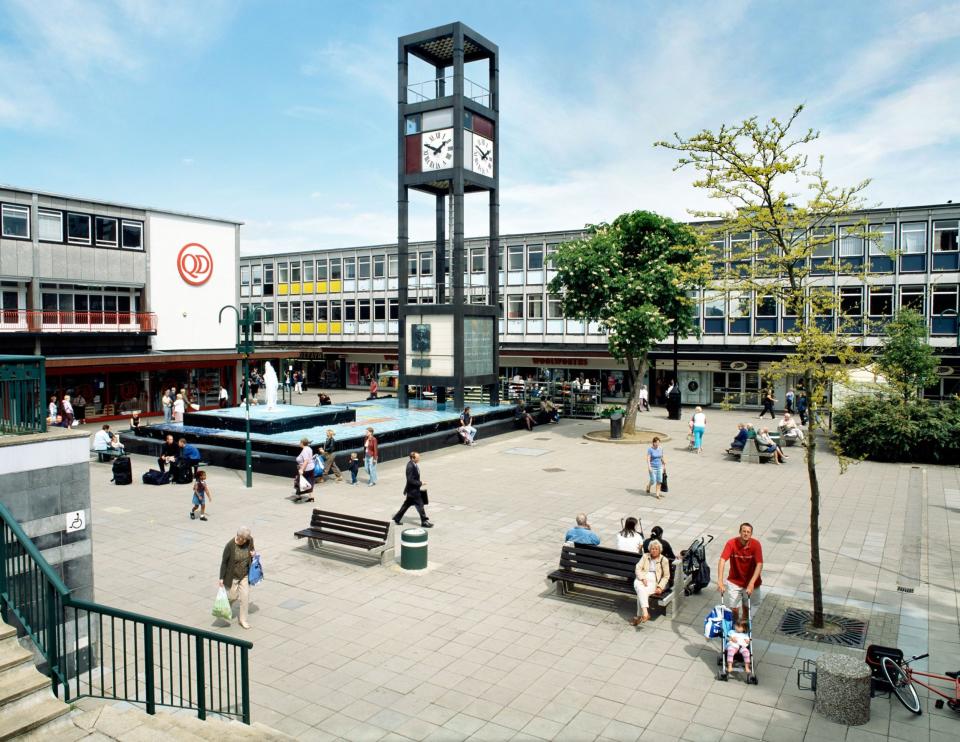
881,652,960,715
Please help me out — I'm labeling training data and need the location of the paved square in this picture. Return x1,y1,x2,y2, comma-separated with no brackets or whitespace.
86,404,960,741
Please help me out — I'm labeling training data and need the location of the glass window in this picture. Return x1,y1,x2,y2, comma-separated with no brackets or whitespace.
278,302,289,323
869,287,893,316
95,216,117,246
121,221,142,249
730,232,751,260
1,204,29,238
707,237,725,262
344,299,356,321
264,265,274,296
303,260,314,282
291,301,301,322
704,291,725,317
316,258,328,281
546,242,560,265
498,246,504,271
316,300,328,321
373,254,385,278
869,224,895,256
252,265,262,287
408,255,418,276
471,248,485,273
899,285,924,313
547,294,563,318
329,258,342,280
839,226,863,256
932,285,958,315
811,227,834,258
933,220,959,252
389,297,399,320
304,301,315,322
507,294,524,319
359,299,371,321
374,298,386,320
67,213,91,244
290,261,301,283
388,254,398,277
331,301,342,322
527,294,543,318
527,244,543,270
240,266,250,286
840,287,862,315
405,114,421,134
730,292,751,317
420,252,433,276
508,245,524,271
277,262,289,283
38,210,62,242
756,295,776,316
900,222,927,254
419,295,433,304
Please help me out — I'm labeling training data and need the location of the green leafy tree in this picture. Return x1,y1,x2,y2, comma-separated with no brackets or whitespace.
656,105,873,629
877,309,941,402
548,210,708,435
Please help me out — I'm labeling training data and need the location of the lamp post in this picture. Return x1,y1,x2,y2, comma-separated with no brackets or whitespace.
219,304,264,488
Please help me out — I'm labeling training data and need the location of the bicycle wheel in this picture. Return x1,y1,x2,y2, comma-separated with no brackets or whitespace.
881,656,922,714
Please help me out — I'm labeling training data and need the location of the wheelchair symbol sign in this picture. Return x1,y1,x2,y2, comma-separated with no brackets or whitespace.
65,510,86,533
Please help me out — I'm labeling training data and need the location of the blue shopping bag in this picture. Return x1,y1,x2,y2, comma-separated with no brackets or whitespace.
248,554,264,587
703,604,731,638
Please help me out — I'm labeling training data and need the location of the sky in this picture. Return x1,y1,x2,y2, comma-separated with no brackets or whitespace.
1,0,959,256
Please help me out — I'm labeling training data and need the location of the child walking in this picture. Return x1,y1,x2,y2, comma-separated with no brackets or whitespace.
348,452,360,485
190,470,212,521
725,620,751,673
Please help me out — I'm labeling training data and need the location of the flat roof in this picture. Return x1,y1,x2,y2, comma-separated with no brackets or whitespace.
0,183,243,226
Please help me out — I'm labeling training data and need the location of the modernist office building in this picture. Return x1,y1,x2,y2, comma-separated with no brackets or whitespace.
0,184,252,421
239,202,960,407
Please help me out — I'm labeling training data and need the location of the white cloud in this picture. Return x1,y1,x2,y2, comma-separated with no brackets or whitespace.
300,40,396,103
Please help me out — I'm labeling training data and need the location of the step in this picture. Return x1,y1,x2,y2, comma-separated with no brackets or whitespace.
0,697,70,741
0,640,32,673
0,663,51,709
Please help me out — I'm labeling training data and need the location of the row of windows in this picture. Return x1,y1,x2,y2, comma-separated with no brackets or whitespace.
0,203,143,249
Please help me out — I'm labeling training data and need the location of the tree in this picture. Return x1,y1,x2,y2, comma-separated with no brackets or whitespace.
877,309,940,402
656,105,872,629
548,210,708,435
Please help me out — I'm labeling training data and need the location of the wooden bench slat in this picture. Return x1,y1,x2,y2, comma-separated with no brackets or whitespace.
310,517,389,539
295,529,383,550
312,509,391,529
294,508,394,565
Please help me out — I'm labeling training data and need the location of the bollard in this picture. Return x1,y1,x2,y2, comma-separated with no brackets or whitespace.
400,527,428,570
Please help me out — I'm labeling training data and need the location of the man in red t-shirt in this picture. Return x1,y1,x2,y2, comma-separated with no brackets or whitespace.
717,523,763,622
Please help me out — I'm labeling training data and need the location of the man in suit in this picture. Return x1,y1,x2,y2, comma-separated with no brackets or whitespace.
392,452,433,528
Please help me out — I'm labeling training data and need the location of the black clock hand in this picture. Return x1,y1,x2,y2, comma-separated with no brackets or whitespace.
425,142,442,154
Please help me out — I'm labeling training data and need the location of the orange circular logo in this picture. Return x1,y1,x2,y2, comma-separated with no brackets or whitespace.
177,243,213,286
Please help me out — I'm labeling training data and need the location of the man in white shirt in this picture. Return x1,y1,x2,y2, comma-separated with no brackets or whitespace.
92,424,120,452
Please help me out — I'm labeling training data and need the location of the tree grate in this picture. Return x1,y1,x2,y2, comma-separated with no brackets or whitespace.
776,608,868,648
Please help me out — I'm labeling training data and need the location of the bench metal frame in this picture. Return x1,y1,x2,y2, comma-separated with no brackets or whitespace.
295,509,395,565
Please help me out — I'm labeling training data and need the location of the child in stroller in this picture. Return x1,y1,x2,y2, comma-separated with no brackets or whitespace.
725,620,752,675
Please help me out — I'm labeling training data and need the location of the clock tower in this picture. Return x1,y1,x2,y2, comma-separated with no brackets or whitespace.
397,22,500,409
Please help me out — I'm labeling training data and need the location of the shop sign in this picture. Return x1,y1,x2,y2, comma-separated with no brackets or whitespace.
530,356,589,366
177,243,214,286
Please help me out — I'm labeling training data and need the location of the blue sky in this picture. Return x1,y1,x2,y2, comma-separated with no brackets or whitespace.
1,0,958,255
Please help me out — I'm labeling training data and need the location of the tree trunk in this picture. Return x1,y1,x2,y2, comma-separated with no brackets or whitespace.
805,372,824,629
622,355,645,435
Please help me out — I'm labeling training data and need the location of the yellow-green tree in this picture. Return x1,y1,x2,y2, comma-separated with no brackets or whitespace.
657,105,872,629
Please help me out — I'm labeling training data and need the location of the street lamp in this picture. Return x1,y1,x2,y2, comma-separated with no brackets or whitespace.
219,304,265,488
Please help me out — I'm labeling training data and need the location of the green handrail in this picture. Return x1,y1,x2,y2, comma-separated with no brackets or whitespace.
0,501,252,723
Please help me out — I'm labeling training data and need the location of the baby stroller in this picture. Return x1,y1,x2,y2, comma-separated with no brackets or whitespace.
681,534,713,595
704,596,758,684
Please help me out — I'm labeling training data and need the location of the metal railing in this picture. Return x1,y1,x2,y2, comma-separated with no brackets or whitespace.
0,310,157,333
407,75,491,107
0,355,46,434
0,502,251,723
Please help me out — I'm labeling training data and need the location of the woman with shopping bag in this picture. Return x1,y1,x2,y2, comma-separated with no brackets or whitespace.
217,527,256,629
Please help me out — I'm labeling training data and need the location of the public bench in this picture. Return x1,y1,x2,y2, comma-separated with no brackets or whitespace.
294,509,394,565
726,437,777,463
91,448,123,463
546,543,689,619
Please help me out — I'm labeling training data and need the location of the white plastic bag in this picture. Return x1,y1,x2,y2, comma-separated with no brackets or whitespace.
212,586,231,620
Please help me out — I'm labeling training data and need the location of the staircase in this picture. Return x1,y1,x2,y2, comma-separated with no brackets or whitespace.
0,618,70,740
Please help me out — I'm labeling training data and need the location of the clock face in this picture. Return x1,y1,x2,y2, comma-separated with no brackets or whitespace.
472,134,494,177
422,128,454,171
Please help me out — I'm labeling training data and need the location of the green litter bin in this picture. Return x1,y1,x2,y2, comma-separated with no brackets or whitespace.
400,527,428,570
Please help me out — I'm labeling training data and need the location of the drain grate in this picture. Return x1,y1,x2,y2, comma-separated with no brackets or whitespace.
543,467,565,473
897,586,915,593
776,608,868,648
535,437,551,441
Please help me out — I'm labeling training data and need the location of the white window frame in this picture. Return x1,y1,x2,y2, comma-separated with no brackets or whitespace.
120,220,142,250
838,226,863,257
1,204,30,239
38,209,62,242
66,212,91,245
900,222,927,254
933,220,959,252
95,216,118,247
869,224,894,256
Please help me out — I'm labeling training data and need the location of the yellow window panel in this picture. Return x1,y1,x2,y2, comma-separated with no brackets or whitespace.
316,281,327,293
291,322,301,334
330,280,342,293
279,323,289,334
302,282,314,294
278,284,289,296
330,322,342,334
303,322,314,334
291,283,301,295
317,322,328,333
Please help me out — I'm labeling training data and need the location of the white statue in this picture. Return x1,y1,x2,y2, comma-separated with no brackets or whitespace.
263,361,279,411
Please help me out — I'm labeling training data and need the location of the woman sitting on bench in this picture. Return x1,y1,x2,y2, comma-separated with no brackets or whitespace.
756,427,787,464
631,539,670,625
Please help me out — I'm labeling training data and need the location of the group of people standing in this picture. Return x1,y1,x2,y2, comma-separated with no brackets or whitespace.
293,427,378,500
48,393,83,427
